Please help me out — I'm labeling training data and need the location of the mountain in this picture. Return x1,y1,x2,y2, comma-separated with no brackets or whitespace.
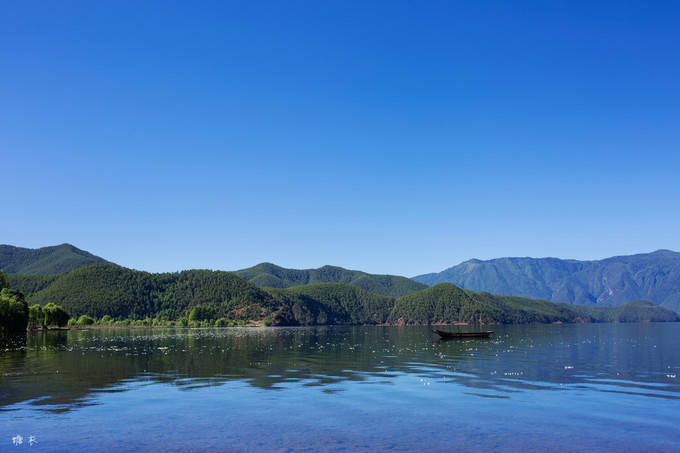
7,264,676,326
0,244,108,274
11,263,279,321
413,250,680,312
235,262,427,297
388,283,678,325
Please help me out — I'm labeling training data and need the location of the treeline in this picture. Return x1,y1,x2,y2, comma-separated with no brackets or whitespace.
1,270,71,332
67,313,249,328
5,265,679,328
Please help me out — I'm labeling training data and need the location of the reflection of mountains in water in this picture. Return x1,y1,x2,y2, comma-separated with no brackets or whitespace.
1,324,679,411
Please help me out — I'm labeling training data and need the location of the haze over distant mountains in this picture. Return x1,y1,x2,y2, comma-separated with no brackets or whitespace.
0,244,108,274
414,250,680,312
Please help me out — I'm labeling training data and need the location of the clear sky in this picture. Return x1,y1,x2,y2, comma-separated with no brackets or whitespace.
2,1,679,276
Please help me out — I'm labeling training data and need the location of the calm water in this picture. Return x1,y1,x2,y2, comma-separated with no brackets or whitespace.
1,324,679,452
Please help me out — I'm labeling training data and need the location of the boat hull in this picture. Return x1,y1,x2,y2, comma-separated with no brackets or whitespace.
432,329,493,338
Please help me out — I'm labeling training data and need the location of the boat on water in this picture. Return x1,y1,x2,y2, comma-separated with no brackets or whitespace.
432,329,493,339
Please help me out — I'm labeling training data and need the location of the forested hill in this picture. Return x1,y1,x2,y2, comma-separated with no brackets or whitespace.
235,262,427,297
413,250,680,312
0,244,109,274
7,264,677,326
9,264,279,321
389,284,677,325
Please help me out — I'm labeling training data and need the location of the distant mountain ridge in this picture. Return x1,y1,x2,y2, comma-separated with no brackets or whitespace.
413,250,680,312
0,244,109,274
235,262,427,298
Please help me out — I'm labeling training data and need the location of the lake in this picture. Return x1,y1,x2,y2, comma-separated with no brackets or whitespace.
1,323,679,452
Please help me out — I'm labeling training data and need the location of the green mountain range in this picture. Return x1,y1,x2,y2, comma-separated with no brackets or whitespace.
234,262,427,297
413,250,680,312
7,263,677,326
0,244,108,274
2,244,679,326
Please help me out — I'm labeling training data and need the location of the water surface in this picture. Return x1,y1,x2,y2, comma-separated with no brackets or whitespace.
1,323,679,452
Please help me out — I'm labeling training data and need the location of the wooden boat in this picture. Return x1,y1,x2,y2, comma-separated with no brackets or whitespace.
432,329,493,338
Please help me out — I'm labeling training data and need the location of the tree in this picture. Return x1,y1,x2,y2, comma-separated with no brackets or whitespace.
28,304,45,328
188,305,216,322
0,270,8,290
76,315,95,325
0,288,29,332
43,303,70,327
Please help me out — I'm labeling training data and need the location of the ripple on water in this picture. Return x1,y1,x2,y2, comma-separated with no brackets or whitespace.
1,324,679,452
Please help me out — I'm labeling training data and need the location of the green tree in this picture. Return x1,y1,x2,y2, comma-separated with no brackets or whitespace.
188,305,217,322
0,288,29,332
43,303,70,327
76,315,95,325
28,304,45,328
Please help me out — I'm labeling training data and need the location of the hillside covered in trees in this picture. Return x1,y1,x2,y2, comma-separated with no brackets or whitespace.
388,284,678,325
6,264,678,327
10,264,279,322
0,243,108,274
266,283,395,325
235,262,427,297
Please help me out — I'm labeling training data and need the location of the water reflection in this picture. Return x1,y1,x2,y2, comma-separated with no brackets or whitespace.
1,324,679,412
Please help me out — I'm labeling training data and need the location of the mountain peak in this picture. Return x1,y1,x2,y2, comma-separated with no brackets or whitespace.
650,249,679,255
0,244,109,274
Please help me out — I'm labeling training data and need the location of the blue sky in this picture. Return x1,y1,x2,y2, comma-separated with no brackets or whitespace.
2,1,679,276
